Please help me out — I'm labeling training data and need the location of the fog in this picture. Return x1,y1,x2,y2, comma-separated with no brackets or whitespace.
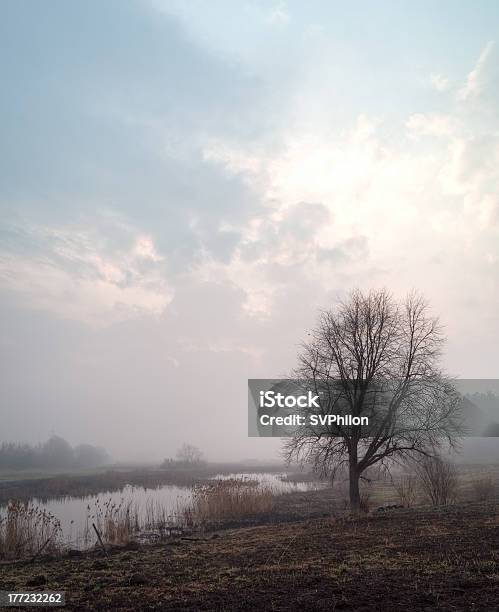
1,1,499,464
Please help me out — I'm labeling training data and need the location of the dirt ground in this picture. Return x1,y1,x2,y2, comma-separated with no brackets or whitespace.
1,501,497,611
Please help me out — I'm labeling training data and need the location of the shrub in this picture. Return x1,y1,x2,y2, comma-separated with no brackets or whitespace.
415,456,457,506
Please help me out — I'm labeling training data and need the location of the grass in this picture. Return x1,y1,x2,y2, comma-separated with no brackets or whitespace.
186,478,275,525
455,465,499,501
82,498,140,548
332,464,499,510
471,476,496,501
0,501,63,559
1,501,497,610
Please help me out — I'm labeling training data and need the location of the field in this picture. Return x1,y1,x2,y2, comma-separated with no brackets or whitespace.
1,492,498,611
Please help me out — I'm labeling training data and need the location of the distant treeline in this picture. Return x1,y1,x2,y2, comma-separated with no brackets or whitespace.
0,435,109,470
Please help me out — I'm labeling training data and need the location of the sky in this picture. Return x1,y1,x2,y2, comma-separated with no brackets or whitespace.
1,1,498,461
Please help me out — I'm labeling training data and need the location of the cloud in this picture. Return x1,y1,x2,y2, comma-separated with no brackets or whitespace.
458,41,494,101
430,73,450,92
0,222,172,326
266,2,290,26
2,2,499,459
0,0,266,269
406,113,457,138
193,41,499,358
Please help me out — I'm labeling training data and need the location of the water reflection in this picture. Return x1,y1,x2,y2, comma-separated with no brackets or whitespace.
10,472,322,548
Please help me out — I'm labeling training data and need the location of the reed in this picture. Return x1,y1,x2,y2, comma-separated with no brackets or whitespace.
186,478,274,524
82,497,140,546
0,500,62,559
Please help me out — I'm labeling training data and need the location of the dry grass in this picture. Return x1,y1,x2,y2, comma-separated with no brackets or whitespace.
471,476,496,502
187,478,274,524
394,474,418,507
142,498,192,535
2,502,497,611
82,498,140,546
81,495,195,548
359,490,372,513
0,500,62,559
28,481,275,552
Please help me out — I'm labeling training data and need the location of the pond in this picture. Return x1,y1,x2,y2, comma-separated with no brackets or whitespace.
2,472,324,549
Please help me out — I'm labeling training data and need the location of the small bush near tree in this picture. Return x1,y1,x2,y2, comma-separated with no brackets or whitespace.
414,455,457,506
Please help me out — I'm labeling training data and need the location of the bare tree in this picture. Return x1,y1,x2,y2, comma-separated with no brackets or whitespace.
284,289,463,511
414,455,458,505
176,443,205,466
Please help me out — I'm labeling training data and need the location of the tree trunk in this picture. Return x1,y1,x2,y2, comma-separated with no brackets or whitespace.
348,439,360,511
349,463,361,511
